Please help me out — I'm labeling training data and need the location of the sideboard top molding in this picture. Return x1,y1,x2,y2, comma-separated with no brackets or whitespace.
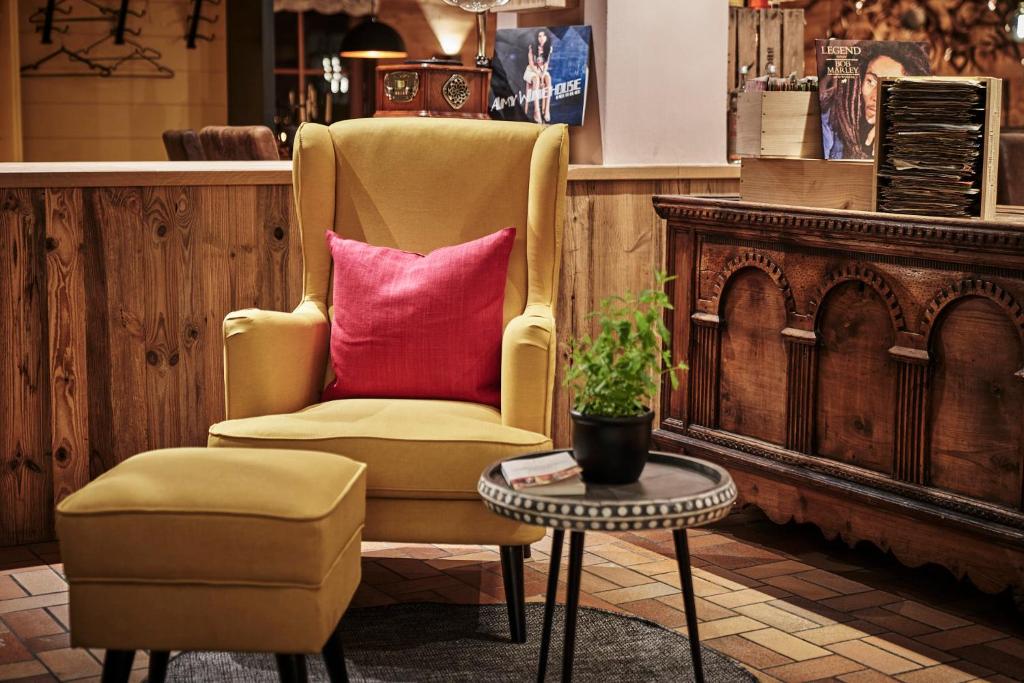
0,162,294,188
653,195,1024,254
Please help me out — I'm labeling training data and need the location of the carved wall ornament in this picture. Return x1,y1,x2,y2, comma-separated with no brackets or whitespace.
809,263,907,334
710,251,797,318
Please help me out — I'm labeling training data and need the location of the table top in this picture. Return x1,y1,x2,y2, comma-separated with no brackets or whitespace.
478,451,737,532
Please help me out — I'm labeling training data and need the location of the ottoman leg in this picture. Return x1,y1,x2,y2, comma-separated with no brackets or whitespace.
322,618,350,683
148,651,170,683
499,545,527,643
100,649,135,683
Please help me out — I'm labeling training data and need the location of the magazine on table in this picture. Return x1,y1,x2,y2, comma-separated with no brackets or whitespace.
501,452,586,495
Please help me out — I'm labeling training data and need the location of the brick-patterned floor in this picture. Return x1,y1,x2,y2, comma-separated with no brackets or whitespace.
2,507,1022,682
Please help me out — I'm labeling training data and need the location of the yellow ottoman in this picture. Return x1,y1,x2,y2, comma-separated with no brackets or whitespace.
56,447,366,683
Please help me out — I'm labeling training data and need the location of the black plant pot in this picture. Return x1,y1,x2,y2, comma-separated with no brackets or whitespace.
570,409,654,485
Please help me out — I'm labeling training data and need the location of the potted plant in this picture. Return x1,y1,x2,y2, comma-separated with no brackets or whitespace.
564,271,687,485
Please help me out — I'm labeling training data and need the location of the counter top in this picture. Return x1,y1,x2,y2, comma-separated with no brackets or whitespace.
0,161,741,188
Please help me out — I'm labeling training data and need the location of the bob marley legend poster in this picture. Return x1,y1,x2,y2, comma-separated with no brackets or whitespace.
816,39,930,160
489,25,591,126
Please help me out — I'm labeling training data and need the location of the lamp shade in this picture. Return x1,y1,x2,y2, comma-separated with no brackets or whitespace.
340,16,407,59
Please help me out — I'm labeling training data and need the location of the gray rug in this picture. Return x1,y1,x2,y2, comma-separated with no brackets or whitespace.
164,603,755,682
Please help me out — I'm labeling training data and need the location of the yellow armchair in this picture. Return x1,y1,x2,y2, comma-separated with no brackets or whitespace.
208,117,568,643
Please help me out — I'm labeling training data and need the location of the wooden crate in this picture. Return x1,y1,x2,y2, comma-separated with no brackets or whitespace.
491,0,578,11
741,157,874,211
728,8,805,92
736,91,823,159
873,76,1002,220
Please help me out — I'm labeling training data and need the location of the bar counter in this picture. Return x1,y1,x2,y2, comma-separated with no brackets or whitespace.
0,161,739,544
653,195,1024,594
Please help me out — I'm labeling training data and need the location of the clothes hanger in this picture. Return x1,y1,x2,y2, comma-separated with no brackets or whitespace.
21,0,173,79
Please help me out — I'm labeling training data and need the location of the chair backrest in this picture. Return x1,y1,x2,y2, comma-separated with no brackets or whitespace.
998,132,1024,206
199,125,281,161
162,129,205,160
292,118,569,326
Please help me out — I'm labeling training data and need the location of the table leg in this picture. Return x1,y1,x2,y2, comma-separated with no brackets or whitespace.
537,529,565,682
561,531,585,683
673,528,705,683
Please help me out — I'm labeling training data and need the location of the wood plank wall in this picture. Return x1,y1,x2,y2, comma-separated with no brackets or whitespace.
0,177,301,545
16,0,227,161
0,169,739,545
0,0,22,161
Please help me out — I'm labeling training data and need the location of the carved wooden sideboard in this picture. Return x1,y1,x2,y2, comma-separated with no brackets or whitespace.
653,196,1024,594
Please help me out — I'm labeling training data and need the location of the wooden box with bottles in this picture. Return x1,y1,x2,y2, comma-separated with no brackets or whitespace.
375,62,491,119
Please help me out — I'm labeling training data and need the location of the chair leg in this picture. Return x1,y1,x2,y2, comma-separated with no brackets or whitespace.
275,653,305,683
321,617,350,683
100,649,135,683
499,545,527,643
148,651,170,683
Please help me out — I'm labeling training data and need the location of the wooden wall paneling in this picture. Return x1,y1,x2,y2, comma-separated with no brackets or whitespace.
0,0,22,161
81,189,115,478
735,9,759,78
552,181,591,447
728,7,738,93
718,269,789,446
44,188,90,504
0,188,51,545
758,9,782,77
177,185,218,446
927,297,1024,509
551,178,710,448
781,10,806,78
814,282,896,474
142,187,186,453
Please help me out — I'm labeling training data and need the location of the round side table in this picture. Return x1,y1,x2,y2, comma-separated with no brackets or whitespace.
479,450,736,683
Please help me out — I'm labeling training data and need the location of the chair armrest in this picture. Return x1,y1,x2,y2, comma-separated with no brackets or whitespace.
222,300,329,420
501,304,557,436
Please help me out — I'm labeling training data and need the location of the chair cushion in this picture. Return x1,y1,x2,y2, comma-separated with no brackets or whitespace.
208,398,552,500
322,227,514,407
56,447,366,588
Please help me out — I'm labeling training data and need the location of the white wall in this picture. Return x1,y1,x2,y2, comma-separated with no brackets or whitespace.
497,0,728,165
602,0,727,164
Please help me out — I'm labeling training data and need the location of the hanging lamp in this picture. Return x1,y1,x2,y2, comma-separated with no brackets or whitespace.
340,0,407,59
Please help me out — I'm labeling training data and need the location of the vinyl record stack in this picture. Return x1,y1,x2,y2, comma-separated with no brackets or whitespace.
874,77,1001,219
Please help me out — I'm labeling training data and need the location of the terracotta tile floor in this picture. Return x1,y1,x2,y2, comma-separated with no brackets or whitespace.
1,507,1023,682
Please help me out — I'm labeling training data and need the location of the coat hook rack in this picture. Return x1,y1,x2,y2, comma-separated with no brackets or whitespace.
21,0,172,79
186,0,219,49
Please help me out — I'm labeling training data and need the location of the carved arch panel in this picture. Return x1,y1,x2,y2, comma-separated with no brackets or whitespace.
710,252,797,321
927,287,1024,510
718,267,789,446
810,263,907,335
814,281,897,475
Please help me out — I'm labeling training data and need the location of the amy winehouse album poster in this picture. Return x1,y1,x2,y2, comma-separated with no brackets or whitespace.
489,25,591,125
815,39,930,160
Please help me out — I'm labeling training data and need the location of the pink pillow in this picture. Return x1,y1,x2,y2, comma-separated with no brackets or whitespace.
322,227,515,407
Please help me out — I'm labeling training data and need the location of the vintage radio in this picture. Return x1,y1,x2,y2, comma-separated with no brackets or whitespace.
375,61,491,119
